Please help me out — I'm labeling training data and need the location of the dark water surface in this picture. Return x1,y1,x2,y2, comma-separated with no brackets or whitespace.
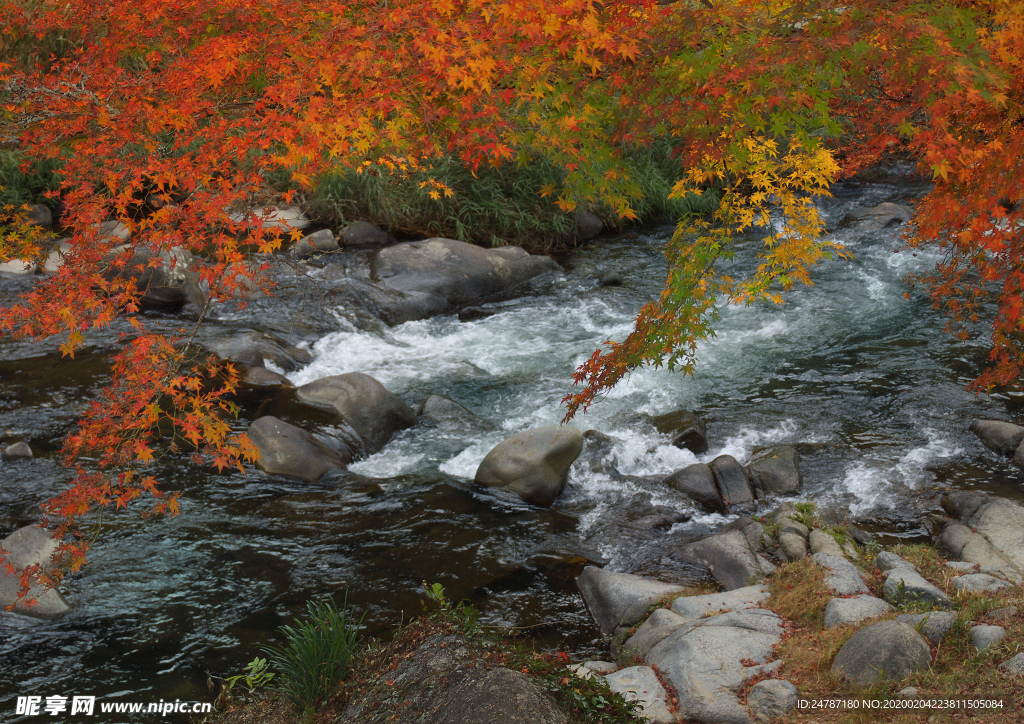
2,175,1022,720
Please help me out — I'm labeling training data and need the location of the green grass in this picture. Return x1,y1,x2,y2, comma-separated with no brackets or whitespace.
0,150,63,211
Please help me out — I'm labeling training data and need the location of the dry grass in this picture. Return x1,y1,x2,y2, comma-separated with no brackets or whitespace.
768,557,831,627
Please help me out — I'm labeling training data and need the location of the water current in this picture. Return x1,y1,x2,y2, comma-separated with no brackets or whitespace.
2,173,1023,720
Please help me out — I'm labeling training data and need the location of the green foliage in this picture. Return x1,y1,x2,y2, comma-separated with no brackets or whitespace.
225,656,275,694
271,143,717,251
261,594,364,713
0,151,62,210
793,502,818,529
421,581,480,634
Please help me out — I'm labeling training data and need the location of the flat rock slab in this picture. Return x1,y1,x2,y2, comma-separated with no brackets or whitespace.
0,526,72,619
940,492,1024,583
823,595,893,629
680,530,776,591
831,620,931,687
647,613,782,724
622,608,689,660
577,567,686,635
950,573,1013,594
896,611,956,646
812,553,869,596
883,569,953,609
604,666,674,724
671,584,770,620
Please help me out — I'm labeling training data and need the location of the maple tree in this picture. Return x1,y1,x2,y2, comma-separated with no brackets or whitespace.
0,0,1022,605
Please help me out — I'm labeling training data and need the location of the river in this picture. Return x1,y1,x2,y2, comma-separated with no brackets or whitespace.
2,172,1022,719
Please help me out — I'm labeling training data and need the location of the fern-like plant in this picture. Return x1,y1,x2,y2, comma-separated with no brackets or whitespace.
261,594,364,712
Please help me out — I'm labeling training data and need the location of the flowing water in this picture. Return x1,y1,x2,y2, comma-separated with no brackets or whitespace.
2,174,1023,719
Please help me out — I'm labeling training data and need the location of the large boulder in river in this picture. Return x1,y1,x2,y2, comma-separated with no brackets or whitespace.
104,245,207,310
0,526,72,619
840,202,913,230
247,416,347,481
296,373,417,456
650,409,708,454
474,426,583,506
663,464,726,514
710,455,754,509
372,238,560,315
969,419,1024,456
746,445,802,497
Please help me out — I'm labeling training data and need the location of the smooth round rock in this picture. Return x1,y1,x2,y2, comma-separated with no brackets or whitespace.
831,620,931,687
475,426,583,506
747,679,798,722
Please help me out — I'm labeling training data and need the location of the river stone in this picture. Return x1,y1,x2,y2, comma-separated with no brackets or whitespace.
293,228,339,257
778,530,808,562
812,553,869,596
475,426,582,506
339,220,389,247
650,409,708,454
209,332,312,372
778,517,810,538
604,666,673,724
0,258,37,274
296,373,417,456
104,245,206,309
663,463,725,514
945,560,977,572
417,394,483,428
808,529,844,557
746,446,802,496
882,569,953,609
875,551,917,573
622,608,689,660
950,573,1013,594
242,367,294,388
840,202,913,230
746,679,798,722
338,631,570,724
574,209,603,241
680,530,776,591
940,492,1024,583
823,595,894,629
970,624,1006,653
710,455,754,508
831,620,930,687
0,526,72,619
25,203,52,229
646,616,782,724
969,419,1024,456
988,606,1018,623
247,416,348,481
2,441,33,459
576,566,687,635
671,584,770,620
372,238,560,315
896,611,956,645
1000,653,1024,676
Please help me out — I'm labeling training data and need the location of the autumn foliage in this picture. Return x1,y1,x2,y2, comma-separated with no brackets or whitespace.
1,0,1023,601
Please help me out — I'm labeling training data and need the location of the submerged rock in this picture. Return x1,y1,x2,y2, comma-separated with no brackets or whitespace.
417,394,486,429
840,202,914,230
475,425,583,507
0,526,72,619
831,620,930,687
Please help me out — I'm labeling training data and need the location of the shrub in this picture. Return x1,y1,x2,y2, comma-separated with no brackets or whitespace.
261,594,364,713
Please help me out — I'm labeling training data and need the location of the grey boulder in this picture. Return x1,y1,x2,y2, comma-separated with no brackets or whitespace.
680,530,776,591
882,569,953,609
812,553,869,596
969,419,1024,456
604,666,673,724
939,492,1024,583
650,409,708,454
970,624,1006,653
746,446,802,496
710,455,754,509
475,425,583,507
840,202,913,230
576,566,686,635
293,229,339,257
896,611,956,646
831,620,931,687
621,608,689,660
746,679,798,722
247,416,347,481
950,573,1013,594
296,373,416,457
372,238,560,316
342,220,390,247
2,441,33,460
822,595,893,629
0,526,72,619
663,463,726,514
